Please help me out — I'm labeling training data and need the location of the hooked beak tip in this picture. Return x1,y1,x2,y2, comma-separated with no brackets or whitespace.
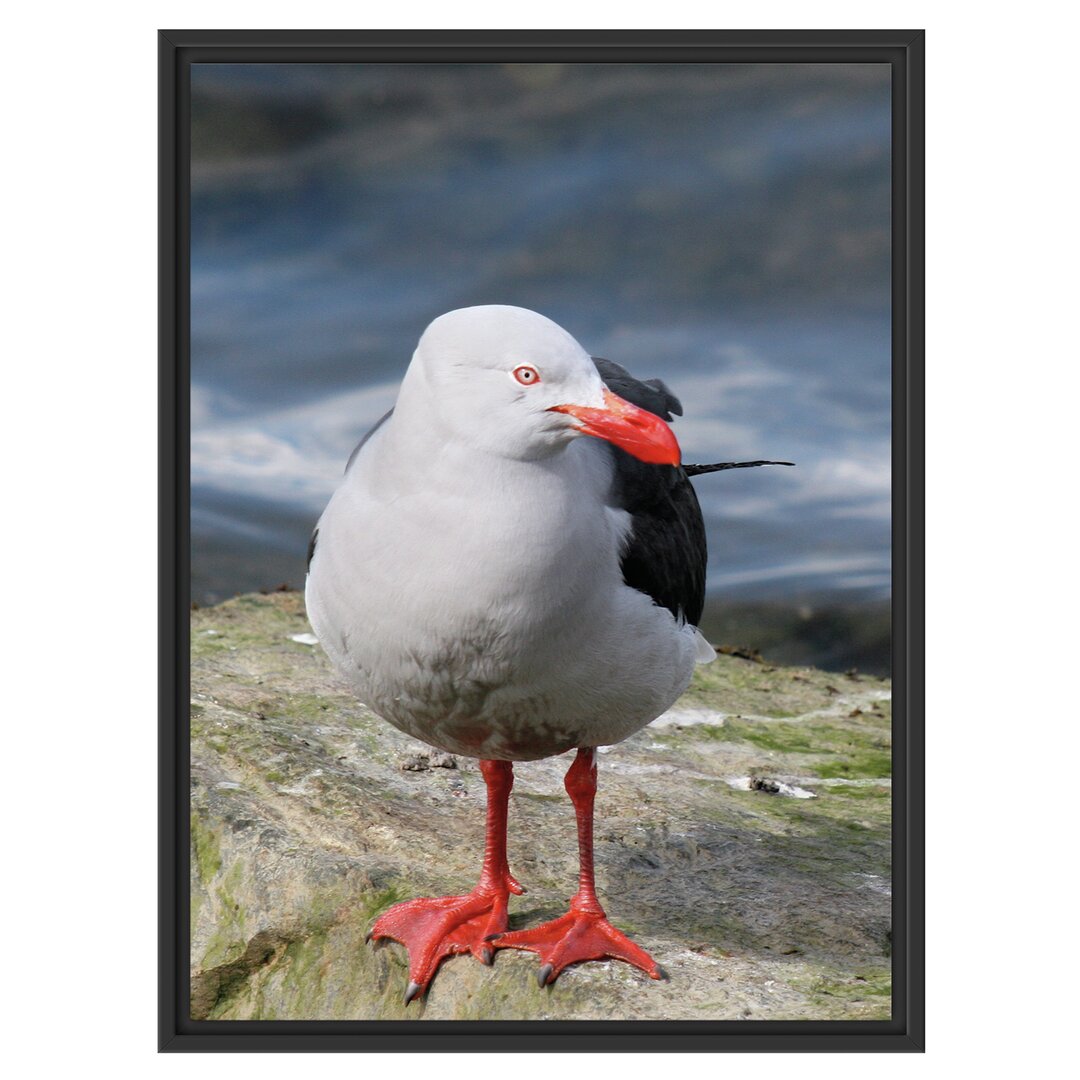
549,388,681,467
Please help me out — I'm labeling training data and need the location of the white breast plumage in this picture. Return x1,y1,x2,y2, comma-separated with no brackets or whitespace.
306,420,699,760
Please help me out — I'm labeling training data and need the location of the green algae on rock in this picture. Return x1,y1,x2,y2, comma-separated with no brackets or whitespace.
189,591,892,1021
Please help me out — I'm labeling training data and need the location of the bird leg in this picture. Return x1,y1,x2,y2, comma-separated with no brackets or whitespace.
367,758,525,1003
489,747,663,987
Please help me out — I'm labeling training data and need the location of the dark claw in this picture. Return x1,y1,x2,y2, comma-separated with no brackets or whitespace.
480,947,494,965
655,964,670,982
537,963,554,987
403,981,423,1005
483,932,503,942
364,930,373,944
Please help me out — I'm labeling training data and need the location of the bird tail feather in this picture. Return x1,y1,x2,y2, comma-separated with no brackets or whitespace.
692,627,717,664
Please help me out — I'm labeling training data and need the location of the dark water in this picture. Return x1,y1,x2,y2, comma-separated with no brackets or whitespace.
190,63,892,672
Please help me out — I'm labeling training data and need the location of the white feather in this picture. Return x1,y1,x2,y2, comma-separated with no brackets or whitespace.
693,628,717,664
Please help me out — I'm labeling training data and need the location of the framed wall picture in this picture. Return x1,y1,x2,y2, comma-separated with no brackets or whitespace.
160,28,924,1052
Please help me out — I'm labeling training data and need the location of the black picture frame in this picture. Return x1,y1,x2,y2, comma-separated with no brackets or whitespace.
160,28,924,1053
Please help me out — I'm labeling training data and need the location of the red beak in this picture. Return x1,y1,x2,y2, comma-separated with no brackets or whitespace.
549,388,681,466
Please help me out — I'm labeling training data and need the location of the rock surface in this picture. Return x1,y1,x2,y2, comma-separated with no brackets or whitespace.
190,592,892,1021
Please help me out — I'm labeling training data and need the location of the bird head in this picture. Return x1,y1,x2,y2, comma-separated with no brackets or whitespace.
409,305,680,465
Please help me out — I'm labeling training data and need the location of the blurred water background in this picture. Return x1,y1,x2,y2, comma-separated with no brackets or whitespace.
190,63,892,673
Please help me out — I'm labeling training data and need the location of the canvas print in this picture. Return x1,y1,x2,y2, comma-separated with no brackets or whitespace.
189,62,893,1022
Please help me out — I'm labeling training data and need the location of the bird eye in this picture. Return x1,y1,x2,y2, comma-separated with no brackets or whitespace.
513,365,541,386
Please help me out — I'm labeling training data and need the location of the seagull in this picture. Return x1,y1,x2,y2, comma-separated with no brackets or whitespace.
305,305,790,1003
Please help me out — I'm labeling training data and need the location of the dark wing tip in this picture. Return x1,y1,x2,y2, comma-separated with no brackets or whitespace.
644,377,683,417
591,356,683,421
683,460,794,477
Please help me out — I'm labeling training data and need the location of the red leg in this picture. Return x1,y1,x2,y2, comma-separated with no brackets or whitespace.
368,759,524,1003
490,748,663,986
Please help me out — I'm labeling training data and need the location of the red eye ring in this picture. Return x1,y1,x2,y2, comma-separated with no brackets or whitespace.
513,365,541,386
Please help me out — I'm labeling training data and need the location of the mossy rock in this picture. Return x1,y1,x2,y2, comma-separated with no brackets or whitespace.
190,591,892,1021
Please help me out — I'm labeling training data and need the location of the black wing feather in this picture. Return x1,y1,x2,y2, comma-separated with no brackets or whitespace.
684,460,793,476
592,357,707,626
